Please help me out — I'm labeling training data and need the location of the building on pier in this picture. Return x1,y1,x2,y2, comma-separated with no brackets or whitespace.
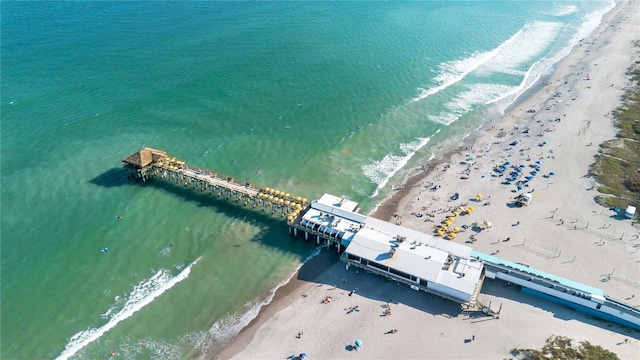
474,251,640,330
289,194,485,306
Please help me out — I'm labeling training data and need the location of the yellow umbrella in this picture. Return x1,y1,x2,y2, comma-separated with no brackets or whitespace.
440,226,448,231
448,232,456,238
466,208,474,214
453,227,460,233
436,230,444,237
468,206,475,211
476,194,483,200
447,217,455,222
453,211,460,216
444,220,452,226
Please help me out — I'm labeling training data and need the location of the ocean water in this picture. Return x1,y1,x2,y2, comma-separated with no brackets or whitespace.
1,1,614,358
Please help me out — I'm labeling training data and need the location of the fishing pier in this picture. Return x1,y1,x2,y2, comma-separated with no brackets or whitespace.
122,148,640,328
122,147,309,218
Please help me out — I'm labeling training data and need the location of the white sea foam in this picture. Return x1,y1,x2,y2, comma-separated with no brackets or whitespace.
363,137,431,197
411,23,536,103
547,4,579,17
489,0,616,111
56,257,202,360
187,246,325,358
476,21,563,76
412,48,499,103
427,83,515,125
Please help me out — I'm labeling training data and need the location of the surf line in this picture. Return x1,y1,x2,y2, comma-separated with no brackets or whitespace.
56,256,203,360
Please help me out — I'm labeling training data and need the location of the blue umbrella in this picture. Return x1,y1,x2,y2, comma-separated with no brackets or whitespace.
505,161,511,165
535,160,541,164
517,185,523,190
519,164,525,168
549,171,555,176
355,340,363,348
300,353,307,359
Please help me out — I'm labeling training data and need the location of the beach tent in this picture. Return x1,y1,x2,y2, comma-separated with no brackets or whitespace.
481,220,492,228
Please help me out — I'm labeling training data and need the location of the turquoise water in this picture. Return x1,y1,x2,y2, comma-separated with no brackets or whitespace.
1,1,614,358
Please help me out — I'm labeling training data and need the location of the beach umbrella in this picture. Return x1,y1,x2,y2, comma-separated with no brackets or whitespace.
519,164,525,168
517,185,523,190
549,171,555,176
437,230,444,237
300,353,307,359
445,220,452,226
505,161,511,165
447,216,455,222
453,211,460,216
476,194,483,200
453,227,460,233
448,232,456,239
468,206,475,211
355,340,363,348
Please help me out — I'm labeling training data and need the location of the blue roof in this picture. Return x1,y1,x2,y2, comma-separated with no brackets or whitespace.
472,251,604,296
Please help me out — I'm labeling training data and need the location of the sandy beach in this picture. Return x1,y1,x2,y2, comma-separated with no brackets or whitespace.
216,2,640,359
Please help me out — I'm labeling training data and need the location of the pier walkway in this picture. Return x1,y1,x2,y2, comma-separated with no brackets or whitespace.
122,147,640,329
122,147,308,218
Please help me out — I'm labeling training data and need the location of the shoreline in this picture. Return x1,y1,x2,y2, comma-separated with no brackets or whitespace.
214,247,342,359
215,2,640,359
